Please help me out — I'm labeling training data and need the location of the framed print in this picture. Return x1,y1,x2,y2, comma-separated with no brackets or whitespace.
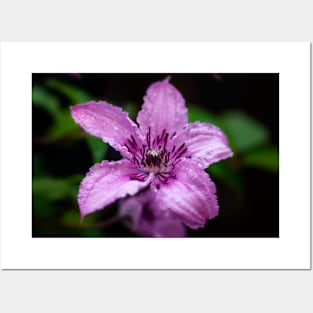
0,42,310,269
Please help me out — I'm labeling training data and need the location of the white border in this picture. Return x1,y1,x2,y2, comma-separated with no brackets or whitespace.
0,42,310,269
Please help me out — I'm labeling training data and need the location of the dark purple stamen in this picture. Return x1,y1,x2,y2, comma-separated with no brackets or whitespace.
130,172,149,181
173,147,188,161
131,135,138,148
174,143,186,155
146,126,151,149
125,128,187,183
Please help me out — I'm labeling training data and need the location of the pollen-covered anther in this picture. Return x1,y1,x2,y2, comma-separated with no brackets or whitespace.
125,127,187,180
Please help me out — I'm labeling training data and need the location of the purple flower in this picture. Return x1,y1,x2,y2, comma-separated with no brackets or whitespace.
119,190,186,237
71,77,233,231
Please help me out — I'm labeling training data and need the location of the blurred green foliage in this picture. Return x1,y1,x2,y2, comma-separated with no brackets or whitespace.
47,78,91,103
33,78,109,236
243,147,279,171
188,104,278,195
33,177,73,201
221,110,269,152
33,85,61,118
86,136,108,163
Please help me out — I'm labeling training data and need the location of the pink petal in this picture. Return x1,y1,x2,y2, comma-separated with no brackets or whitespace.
172,122,233,169
71,101,141,158
136,77,188,139
153,159,219,229
78,159,150,219
119,190,186,237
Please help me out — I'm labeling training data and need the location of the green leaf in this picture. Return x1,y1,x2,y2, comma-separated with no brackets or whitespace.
33,177,72,200
33,195,56,220
207,159,243,194
47,79,91,104
48,109,80,140
32,85,61,118
123,102,139,120
67,174,84,183
243,146,279,171
60,210,81,226
60,210,103,237
67,174,84,198
220,110,269,153
86,136,108,163
187,105,221,126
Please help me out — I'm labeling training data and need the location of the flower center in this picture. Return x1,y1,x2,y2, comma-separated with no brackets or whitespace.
145,149,163,173
126,127,187,184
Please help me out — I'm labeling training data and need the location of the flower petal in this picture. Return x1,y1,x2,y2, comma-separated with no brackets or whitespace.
71,101,141,157
119,190,186,237
153,159,219,229
172,122,233,168
136,77,188,139
78,159,150,219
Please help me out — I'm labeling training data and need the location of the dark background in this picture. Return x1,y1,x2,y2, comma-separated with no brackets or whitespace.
32,73,279,237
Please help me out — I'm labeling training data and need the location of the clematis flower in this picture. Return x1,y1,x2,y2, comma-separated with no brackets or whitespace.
71,77,233,231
